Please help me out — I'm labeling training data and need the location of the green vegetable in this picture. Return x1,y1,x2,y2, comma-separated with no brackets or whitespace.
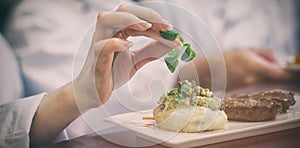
160,30,197,73
165,58,179,73
179,35,184,43
164,49,180,73
167,49,180,58
159,30,179,40
167,88,183,103
158,80,221,112
181,43,196,62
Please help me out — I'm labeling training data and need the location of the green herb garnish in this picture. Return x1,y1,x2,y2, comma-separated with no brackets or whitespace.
158,80,221,112
181,43,196,62
160,30,197,73
165,57,179,73
179,35,184,44
164,49,180,73
159,30,179,40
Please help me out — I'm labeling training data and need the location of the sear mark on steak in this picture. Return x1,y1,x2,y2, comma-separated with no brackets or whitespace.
222,90,295,122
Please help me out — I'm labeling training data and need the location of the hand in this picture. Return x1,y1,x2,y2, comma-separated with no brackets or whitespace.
75,4,180,109
187,49,291,90
30,4,182,147
223,49,290,89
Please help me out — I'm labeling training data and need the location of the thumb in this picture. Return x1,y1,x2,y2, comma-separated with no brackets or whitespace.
252,53,291,80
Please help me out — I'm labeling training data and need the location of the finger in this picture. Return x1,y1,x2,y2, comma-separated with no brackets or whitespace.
94,38,132,70
99,11,152,31
92,38,130,102
94,38,132,56
132,41,171,63
93,38,132,91
123,28,181,48
117,4,171,31
249,48,277,63
129,57,158,78
94,11,153,42
250,53,291,80
130,40,183,77
97,11,108,20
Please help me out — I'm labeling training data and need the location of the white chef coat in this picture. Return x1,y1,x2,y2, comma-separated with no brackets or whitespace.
3,0,176,145
1,0,297,147
0,34,24,104
0,93,45,148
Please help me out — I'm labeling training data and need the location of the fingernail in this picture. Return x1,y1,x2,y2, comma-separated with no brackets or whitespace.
160,19,172,29
140,22,152,29
166,23,173,30
174,38,182,46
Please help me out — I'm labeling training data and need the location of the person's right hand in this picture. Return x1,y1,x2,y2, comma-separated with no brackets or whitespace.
74,4,180,110
186,49,291,90
223,49,290,89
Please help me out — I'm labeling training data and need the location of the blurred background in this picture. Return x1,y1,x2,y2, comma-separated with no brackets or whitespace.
0,0,299,140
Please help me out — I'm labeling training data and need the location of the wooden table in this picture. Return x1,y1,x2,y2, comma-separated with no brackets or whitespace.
45,80,300,148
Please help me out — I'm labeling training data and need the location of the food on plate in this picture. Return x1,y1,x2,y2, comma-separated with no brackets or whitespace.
222,90,296,122
160,30,196,73
222,98,278,121
230,90,295,113
153,80,227,132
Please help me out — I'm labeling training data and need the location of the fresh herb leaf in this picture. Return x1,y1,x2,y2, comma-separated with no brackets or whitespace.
179,35,184,43
181,43,196,62
165,57,179,73
160,30,197,73
183,43,190,47
160,30,178,40
181,83,191,95
167,49,180,58
167,88,179,96
174,93,183,103
165,56,177,65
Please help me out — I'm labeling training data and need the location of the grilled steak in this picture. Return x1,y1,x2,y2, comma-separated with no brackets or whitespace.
222,90,295,122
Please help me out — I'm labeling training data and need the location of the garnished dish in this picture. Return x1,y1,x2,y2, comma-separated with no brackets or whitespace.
153,80,227,132
222,90,296,122
105,85,299,147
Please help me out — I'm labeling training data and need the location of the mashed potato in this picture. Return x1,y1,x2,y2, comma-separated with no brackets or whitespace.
153,80,227,132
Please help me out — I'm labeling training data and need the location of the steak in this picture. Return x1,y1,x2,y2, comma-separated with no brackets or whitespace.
222,90,295,122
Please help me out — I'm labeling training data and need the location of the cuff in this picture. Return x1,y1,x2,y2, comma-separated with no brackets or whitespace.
0,93,46,148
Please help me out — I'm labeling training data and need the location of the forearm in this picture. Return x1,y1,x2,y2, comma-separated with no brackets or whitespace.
29,82,80,147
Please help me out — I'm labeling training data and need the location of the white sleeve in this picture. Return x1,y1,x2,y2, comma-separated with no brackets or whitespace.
0,93,45,148
0,34,24,103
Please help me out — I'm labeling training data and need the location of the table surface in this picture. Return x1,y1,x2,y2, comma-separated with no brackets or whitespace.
44,79,300,148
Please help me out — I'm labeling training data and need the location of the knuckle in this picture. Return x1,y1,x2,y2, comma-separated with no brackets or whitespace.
108,38,119,46
94,41,105,49
107,38,124,49
97,11,106,20
116,4,127,11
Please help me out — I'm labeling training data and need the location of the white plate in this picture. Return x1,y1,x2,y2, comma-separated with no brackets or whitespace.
105,95,300,147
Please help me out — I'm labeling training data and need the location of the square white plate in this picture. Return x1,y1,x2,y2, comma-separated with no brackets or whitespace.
105,95,300,147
